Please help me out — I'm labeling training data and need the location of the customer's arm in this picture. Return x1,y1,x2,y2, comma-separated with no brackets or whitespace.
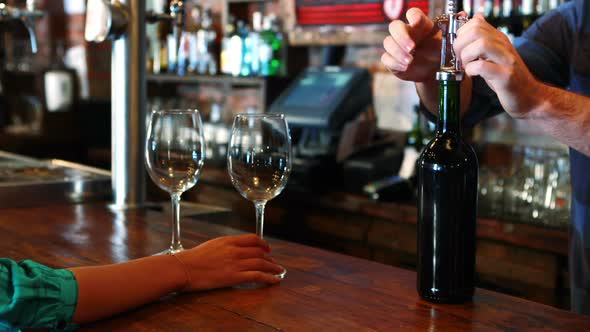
0,234,282,330
71,234,282,324
0,258,78,330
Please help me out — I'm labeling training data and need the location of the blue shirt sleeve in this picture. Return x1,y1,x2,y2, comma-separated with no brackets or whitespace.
0,259,79,331
440,2,577,125
515,1,574,88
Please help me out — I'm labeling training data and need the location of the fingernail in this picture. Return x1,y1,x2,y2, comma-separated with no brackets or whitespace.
404,56,412,64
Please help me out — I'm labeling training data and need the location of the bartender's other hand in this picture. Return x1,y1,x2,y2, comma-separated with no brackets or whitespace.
381,8,441,82
454,13,541,118
176,234,283,291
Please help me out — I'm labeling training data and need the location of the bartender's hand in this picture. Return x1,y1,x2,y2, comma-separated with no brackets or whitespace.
381,8,441,82
175,234,283,291
454,13,541,118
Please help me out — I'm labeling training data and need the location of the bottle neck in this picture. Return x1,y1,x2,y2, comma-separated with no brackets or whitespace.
436,79,461,136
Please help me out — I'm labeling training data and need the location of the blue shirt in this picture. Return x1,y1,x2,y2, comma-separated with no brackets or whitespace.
467,0,590,314
0,259,78,331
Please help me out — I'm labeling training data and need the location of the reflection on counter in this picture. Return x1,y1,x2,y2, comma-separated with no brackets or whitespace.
0,151,111,208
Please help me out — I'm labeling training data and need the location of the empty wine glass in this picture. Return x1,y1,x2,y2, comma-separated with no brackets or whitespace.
227,113,291,281
145,109,205,254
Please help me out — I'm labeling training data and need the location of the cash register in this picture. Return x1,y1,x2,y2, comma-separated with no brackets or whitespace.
268,66,374,191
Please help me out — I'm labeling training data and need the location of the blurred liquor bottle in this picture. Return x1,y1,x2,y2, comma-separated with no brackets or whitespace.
43,41,78,112
260,15,285,77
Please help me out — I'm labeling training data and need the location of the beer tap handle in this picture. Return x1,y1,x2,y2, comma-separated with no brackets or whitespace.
84,0,128,42
21,16,37,53
23,1,39,53
0,0,43,54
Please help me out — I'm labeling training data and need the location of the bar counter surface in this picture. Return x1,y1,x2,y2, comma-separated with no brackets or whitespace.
1,203,588,331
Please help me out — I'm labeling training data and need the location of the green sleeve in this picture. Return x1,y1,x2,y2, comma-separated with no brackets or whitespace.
0,258,78,331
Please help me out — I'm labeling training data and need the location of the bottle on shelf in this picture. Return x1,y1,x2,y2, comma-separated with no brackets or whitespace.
226,19,245,77
176,31,191,76
536,0,550,16
462,0,472,16
237,20,252,77
482,0,496,25
492,0,502,19
248,12,263,77
203,103,229,167
496,0,515,42
153,7,170,74
196,8,217,75
520,0,537,31
511,0,524,37
259,16,273,77
220,16,237,76
218,12,286,78
471,0,484,15
186,5,202,75
417,5,478,304
167,33,178,73
43,41,77,113
260,14,286,77
146,38,154,72
548,0,562,12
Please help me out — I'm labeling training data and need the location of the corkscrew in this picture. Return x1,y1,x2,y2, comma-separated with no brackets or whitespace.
435,0,468,81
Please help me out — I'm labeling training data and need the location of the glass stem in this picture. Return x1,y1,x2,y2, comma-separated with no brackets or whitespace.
171,193,183,252
254,201,266,239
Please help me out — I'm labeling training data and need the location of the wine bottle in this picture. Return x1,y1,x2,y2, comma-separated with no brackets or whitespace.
417,5,478,304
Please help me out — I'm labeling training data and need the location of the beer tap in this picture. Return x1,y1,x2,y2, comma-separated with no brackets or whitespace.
84,0,186,209
0,0,44,53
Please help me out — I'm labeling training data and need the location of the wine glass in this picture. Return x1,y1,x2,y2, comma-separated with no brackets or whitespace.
227,113,291,280
145,108,205,254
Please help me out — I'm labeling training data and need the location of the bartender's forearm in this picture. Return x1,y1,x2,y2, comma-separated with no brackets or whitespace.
415,75,473,116
69,254,186,324
525,83,590,157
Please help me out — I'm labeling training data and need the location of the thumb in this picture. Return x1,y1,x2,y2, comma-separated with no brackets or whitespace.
406,7,435,44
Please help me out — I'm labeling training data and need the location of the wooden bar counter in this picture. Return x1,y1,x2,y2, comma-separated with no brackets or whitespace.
1,203,588,331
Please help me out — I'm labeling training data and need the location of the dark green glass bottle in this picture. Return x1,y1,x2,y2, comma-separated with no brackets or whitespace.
416,74,478,303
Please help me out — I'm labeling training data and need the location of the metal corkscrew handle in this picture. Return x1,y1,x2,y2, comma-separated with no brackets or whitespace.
435,0,468,81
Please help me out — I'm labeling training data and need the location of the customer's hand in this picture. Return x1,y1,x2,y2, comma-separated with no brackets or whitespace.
454,13,541,118
175,234,283,291
381,8,441,82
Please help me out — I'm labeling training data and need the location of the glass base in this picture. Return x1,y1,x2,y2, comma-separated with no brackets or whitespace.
154,246,184,256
